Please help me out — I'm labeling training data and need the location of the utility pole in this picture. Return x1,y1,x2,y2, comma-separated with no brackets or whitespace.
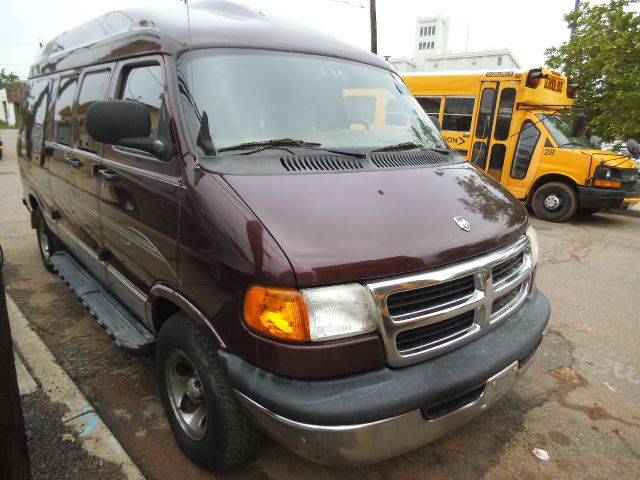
570,0,580,39
370,0,377,54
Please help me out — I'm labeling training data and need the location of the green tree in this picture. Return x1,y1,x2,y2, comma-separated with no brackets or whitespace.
0,68,21,90
545,0,640,141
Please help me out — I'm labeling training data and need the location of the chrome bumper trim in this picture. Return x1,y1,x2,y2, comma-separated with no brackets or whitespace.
235,349,538,466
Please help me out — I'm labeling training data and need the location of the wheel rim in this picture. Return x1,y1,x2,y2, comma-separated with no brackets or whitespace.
543,193,562,211
38,219,51,259
165,349,207,441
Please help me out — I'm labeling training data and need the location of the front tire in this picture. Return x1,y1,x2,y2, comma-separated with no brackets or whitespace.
35,209,59,272
156,313,260,472
531,182,578,222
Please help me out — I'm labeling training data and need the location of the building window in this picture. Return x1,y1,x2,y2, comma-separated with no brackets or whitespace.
497,56,503,66
472,60,477,65
434,63,439,68
432,26,436,35
420,27,424,36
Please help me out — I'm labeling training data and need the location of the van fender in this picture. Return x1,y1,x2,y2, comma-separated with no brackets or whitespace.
526,173,579,205
147,281,226,349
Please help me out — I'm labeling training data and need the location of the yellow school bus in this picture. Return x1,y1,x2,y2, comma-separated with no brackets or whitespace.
403,68,640,221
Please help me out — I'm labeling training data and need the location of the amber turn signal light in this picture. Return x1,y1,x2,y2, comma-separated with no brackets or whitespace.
243,286,310,342
593,179,621,188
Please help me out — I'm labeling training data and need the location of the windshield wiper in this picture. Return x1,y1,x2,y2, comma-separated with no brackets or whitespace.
217,138,365,159
371,142,450,154
218,138,321,153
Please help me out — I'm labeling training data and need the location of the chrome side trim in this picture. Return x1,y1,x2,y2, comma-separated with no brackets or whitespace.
149,284,227,349
235,352,538,467
366,236,533,367
101,157,182,187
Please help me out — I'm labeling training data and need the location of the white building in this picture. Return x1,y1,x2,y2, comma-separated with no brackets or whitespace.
414,16,449,59
0,88,19,126
389,17,521,73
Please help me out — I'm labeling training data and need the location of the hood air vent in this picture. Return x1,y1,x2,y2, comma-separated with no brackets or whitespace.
370,151,450,169
280,156,364,172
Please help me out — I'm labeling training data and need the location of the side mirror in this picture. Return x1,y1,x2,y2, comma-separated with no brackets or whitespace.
571,114,587,138
86,100,170,160
627,138,640,158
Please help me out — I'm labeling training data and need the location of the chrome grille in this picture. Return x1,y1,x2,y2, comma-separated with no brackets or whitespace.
386,276,476,318
396,311,475,353
366,236,533,367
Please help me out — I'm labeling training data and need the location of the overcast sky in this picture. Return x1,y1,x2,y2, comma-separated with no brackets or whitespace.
0,0,585,79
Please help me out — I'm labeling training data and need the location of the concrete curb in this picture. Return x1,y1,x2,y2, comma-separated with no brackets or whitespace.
8,294,145,480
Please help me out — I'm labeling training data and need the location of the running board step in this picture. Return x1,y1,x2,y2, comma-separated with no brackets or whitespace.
49,251,155,355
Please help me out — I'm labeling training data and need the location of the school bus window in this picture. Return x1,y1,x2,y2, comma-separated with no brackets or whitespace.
416,96,441,123
489,143,506,172
511,120,540,179
494,88,516,141
385,97,409,127
475,88,496,139
442,96,474,132
345,95,376,126
54,77,78,146
471,141,488,169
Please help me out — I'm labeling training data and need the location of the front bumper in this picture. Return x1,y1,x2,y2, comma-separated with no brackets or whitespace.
220,288,550,466
577,186,626,209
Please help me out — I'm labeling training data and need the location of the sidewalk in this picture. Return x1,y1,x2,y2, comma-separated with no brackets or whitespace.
8,294,145,480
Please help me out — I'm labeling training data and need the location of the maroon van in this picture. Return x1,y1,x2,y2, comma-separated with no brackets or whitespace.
18,1,549,471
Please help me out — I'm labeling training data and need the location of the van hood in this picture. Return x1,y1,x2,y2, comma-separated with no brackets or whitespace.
223,163,528,286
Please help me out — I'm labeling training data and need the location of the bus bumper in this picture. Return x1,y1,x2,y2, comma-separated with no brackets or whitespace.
577,186,625,209
623,184,640,204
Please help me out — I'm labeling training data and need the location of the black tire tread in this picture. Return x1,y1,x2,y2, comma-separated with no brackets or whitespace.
531,181,578,222
157,313,260,472
35,209,60,273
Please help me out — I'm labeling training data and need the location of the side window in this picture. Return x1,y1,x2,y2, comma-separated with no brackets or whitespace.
120,64,164,135
24,78,50,162
416,96,441,123
54,77,78,146
511,120,540,179
475,88,496,139
494,88,516,141
76,70,111,153
489,143,506,174
442,96,474,132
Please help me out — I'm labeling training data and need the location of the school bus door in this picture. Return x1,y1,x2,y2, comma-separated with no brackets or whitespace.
469,82,517,183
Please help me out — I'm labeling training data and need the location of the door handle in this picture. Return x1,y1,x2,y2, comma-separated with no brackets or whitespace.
65,157,82,168
99,170,119,183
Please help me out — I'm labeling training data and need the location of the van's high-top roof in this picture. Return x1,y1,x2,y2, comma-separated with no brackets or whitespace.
31,0,389,77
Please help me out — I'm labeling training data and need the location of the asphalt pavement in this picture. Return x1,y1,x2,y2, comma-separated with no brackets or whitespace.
1,129,639,479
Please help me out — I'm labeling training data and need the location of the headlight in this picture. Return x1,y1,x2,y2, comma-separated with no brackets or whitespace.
526,225,539,267
301,284,378,341
243,284,378,342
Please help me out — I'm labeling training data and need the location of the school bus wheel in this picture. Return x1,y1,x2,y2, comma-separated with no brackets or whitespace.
531,181,578,223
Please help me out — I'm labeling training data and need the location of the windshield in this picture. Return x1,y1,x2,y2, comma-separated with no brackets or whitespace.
176,49,447,155
537,113,595,149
